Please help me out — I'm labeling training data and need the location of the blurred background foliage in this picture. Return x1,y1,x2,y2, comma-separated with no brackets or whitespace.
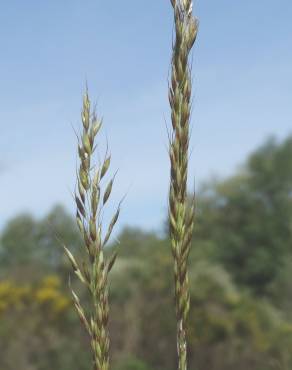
1,135,292,370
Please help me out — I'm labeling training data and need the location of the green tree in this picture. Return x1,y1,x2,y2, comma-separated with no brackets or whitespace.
0,214,39,266
0,205,81,275
195,136,292,294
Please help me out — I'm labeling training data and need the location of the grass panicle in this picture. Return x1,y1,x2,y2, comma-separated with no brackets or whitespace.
168,1,198,370
64,88,121,370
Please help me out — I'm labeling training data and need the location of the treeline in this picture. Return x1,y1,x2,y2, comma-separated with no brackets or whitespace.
1,136,292,370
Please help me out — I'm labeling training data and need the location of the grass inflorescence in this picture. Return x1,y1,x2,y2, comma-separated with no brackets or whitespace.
168,1,198,370
63,89,121,370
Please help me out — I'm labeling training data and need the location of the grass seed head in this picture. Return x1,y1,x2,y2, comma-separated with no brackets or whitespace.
168,1,198,370
63,89,122,370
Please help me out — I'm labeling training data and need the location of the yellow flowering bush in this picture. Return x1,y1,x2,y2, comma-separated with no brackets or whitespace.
0,275,70,317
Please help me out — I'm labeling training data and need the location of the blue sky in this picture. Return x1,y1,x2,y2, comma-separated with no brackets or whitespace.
0,0,291,234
